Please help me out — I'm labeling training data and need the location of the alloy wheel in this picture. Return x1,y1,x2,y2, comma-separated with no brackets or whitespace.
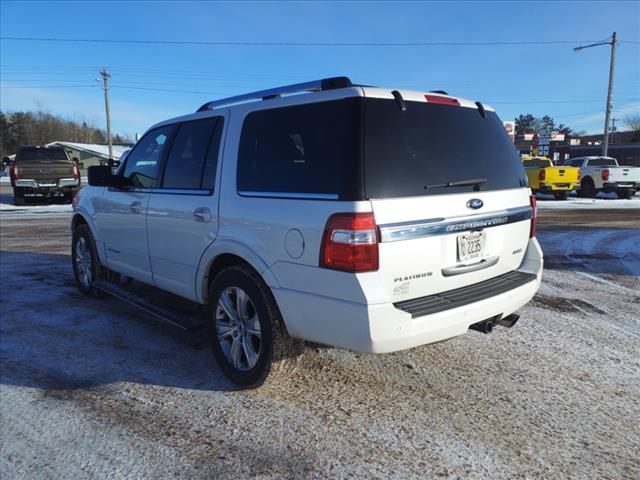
215,286,262,371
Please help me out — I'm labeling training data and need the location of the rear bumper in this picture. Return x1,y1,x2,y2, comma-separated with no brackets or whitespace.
273,237,543,353
537,183,579,192
14,178,80,194
602,182,640,191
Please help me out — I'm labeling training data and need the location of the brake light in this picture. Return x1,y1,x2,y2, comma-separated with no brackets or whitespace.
73,162,80,180
577,170,581,182
10,164,19,181
601,169,609,181
538,169,546,181
529,195,537,238
320,212,379,272
424,95,460,106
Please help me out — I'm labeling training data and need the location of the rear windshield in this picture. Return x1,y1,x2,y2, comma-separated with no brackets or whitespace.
17,147,69,162
587,158,617,167
523,159,552,168
363,99,528,198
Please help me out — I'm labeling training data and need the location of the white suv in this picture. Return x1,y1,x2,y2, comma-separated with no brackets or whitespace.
72,77,543,387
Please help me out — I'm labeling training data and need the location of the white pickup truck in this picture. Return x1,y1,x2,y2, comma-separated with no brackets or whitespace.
563,156,640,199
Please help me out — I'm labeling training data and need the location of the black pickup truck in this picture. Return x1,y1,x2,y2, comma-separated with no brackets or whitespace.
9,146,81,205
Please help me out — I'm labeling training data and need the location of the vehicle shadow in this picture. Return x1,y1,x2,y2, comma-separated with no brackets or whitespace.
0,250,238,393
536,228,640,276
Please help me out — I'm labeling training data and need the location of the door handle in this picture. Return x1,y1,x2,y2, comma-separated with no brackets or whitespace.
441,255,500,277
129,201,142,214
193,207,212,223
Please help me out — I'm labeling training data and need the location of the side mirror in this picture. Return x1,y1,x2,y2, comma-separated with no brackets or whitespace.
88,165,117,187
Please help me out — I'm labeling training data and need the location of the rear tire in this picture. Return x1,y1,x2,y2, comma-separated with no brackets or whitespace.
71,224,105,297
553,191,568,200
13,188,26,206
581,178,597,198
207,264,304,388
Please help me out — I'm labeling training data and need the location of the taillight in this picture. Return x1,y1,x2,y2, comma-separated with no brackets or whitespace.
577,170,581,182
601,169,609,181
424,94,460,106
10,164,19,181
73,162,80,180
529,195,537,238
538,169,546,181
320,212,379,272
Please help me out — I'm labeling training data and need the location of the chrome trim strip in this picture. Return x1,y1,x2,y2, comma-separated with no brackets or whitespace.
238,191,339,200
441,255,500,277
379,206,533,242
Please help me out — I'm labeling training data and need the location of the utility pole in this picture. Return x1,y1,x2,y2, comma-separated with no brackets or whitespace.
573,32,617,157
98,68,113,161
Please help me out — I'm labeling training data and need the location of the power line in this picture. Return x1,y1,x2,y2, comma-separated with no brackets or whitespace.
0,36,613,47
0,84,97,88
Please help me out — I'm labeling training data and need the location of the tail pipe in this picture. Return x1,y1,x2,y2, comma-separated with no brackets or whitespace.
469,314,520,334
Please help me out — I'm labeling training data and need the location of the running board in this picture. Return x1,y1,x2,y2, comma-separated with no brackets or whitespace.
93,280,206,331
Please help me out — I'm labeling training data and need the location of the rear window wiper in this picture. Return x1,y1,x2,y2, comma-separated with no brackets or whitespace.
424,178,487,190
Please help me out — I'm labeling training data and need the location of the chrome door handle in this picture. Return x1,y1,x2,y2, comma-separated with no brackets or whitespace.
441,255,500,277
129,201,142,214
193,207,212,223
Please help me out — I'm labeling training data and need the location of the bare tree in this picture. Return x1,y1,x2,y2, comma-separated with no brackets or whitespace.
623,114,640,133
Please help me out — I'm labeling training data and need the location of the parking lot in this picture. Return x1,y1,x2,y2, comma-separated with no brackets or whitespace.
1,192,639,479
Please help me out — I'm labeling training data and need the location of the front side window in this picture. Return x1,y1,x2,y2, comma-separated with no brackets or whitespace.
161,117,222,190
123,126,173,187
237,99,360,197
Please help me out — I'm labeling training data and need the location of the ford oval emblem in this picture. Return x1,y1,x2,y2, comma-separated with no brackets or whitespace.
467,198,483,209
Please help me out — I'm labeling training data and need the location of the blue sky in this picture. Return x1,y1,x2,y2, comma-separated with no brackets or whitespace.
1,0,639,137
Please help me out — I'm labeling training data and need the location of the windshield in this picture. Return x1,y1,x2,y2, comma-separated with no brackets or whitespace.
17,147,69,162
363,99,528,198
588,158,618,167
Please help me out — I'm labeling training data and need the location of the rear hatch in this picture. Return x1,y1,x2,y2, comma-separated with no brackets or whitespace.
16,147,74,182
361,92,533,303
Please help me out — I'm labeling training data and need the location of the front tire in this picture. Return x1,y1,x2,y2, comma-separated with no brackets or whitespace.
71,224,104,297
617,189,634,199
208,265,304,388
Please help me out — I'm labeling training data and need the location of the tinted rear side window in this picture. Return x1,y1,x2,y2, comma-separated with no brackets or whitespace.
237,99,361,198
363,99,528,198
162,117,222,190
18,147,68,162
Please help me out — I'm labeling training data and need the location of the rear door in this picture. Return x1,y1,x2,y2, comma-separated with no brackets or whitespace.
147,114,226,300
362,96,533,302
95,125,174,284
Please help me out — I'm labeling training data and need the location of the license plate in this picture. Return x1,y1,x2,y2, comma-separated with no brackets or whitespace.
457,231,486,262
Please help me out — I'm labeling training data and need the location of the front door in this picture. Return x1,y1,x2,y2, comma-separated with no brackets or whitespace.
147,115,226,300
95,125,174,284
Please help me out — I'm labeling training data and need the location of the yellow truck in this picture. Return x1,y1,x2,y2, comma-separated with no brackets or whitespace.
522,156,580,200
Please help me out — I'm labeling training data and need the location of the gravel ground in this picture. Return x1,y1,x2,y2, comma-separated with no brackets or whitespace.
1,209,639,479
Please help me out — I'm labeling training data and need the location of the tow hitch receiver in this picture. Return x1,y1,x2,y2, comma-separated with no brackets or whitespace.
469,314,520,334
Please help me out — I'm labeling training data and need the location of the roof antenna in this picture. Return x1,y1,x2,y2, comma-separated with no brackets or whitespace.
391,90,406,111
475,101,487,119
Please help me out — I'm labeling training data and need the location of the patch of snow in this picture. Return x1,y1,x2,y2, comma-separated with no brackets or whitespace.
0,202,73,219
537,193,640,209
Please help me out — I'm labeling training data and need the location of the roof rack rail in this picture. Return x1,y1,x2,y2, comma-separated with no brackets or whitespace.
196,76,353,112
